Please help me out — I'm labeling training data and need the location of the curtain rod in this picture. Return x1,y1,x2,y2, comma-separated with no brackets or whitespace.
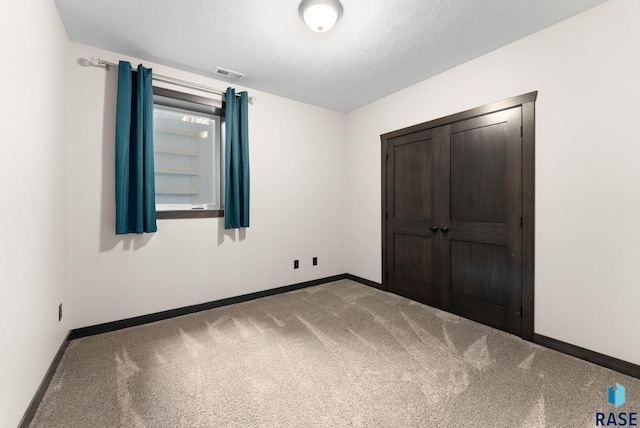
89,57,255,105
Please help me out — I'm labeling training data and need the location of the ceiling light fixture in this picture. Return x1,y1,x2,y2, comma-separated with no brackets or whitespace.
299,0,343,33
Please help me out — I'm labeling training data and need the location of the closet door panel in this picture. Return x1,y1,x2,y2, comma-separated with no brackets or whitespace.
385,129,441,306
441,108,523,335
450,120,508,224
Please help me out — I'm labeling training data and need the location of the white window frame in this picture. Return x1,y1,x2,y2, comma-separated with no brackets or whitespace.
152,87,224,219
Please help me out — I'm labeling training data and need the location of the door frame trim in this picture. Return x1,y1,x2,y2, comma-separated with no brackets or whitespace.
381,91,537,341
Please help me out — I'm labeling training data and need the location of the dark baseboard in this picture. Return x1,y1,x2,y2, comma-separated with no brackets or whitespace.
534,334,640,379
18,331,71,428
69,274,385,340
69,274,348,340
344,273,383,290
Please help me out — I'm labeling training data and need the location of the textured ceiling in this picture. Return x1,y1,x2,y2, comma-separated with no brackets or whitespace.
54,0,609,112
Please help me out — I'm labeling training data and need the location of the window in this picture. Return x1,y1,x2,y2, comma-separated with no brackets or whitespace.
152,87,223,219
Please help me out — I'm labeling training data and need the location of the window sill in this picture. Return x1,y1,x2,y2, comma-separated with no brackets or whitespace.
156,209,224,220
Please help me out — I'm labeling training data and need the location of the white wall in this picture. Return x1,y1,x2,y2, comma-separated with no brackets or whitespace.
67,43,347,329
0,1,70,426
346,0,640,365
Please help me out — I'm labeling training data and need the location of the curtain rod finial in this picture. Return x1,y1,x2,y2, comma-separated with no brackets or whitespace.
90,56,109,70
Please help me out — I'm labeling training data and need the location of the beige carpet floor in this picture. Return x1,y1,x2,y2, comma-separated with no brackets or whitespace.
31,280,639,427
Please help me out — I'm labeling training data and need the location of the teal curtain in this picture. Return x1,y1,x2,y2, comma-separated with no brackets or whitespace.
224,88,250,229
115,61,157,234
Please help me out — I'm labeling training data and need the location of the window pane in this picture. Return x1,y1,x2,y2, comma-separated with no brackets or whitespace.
153,105,217,207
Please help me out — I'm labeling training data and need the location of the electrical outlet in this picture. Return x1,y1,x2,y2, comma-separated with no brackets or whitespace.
58,303,62,321
294,259,299,269
313,257,318,266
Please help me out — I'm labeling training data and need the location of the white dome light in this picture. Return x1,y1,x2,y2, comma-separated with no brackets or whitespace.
299,0,343,33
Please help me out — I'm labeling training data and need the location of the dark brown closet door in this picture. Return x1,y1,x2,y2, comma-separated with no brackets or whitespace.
440,107,523,335
385,129,441,306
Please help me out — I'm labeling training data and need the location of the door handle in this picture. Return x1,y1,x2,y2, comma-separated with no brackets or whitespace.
441,226,449,233
431,226,439,232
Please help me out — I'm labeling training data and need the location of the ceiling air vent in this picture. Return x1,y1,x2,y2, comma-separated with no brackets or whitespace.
215,67,244,79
